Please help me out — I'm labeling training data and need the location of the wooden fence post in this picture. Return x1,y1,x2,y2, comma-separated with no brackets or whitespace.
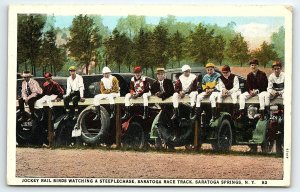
115,104,121,148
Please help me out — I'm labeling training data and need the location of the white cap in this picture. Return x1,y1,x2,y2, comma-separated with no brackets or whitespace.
102,66,111,74
181,64,191,72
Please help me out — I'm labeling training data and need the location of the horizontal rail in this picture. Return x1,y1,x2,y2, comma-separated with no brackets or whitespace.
16,95,283,107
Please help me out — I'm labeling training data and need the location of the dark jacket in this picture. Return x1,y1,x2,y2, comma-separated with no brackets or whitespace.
151,79,174,100
246,70,268,93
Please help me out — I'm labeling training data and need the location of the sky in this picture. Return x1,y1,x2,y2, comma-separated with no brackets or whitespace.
53,15,284,50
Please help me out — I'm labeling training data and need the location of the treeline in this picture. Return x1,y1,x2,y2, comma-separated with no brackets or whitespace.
17,14,284,77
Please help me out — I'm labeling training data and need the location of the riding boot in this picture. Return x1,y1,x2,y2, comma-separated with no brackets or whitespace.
171,108,179,120
233,104,239,117
110,104,115,119
259,110,265,121
93,106,101,121
73,110,79,121
64,110,70,120
121,106,130,120
17,111,26,122
237,109,245,120
216,103,221,118
210,107,217,122
190,107,200,120
189,106,195,120
142,106,148,119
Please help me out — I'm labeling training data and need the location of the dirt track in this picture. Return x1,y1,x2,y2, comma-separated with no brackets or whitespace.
16,147,283,180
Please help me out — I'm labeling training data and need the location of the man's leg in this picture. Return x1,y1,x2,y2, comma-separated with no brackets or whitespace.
171,92,179,120
121,93,132,120
142,92,151,119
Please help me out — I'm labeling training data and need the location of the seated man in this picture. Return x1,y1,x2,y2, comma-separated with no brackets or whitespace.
217,65,241,115
151,67,174,100
171,64,198,120
93,66,120,120
35,72,64,110
18,71,43,122
239,59,268,120
122,66,151,120
64,66,85,120
191,63,220,121
265,60,284,108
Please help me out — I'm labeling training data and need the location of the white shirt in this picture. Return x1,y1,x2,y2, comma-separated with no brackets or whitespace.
267,72,284,94
66,74,84,97
101,75,113,90
179,73,197,93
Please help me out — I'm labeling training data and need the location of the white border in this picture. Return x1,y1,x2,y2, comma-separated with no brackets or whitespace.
7,4,292,187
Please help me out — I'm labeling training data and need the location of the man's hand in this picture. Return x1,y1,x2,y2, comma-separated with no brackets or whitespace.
55,98,62,102
131,94,138,99
249,90,256,97
222,89,229,97
80,97,85,102
155,92,162,97
24,98,29,105
206,89,213,95
179,91,185,98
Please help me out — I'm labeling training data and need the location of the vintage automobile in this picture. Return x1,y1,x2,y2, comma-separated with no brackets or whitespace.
155,67,284,155
16,73,157,148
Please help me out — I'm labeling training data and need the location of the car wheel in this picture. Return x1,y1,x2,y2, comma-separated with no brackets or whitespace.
122,122,145,149
78,105,110,145
211,119,232,152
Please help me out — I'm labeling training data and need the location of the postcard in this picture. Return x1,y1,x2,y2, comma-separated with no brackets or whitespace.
7,4,292,187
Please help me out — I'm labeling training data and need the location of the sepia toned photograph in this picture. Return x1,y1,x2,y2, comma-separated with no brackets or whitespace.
7,4,292,186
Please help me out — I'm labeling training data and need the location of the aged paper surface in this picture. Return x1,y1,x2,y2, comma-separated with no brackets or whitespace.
7,4,292,186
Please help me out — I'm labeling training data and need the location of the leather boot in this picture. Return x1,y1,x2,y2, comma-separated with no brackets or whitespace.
93,106,101,121
110,104,115,119
259,110,265,120
190,107,200,120
210,107,217,122
64,110,70,120
17,111,26,122
237,109,245,120
142,106,148,119
171,108,179,120
121,106,130,120
73,110,79,120
216,103,221,118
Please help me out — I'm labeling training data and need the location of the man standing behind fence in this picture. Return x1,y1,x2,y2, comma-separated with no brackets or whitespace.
93,67,120,120
122,66,151,120
18,71,43,122
64,66,85,120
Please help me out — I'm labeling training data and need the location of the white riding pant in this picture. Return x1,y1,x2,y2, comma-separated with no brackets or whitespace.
124,92,151,107
195,92,219,108
93,93,120,106
172,91,198,108
264,92,284,106
239,91,268,110
35,95,58,109
217,90,241,104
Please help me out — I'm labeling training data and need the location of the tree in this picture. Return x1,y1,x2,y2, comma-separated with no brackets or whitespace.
271,26,285,62
170,30,185,68
226,33,250,66
104,29,133,72
116,15,146,39
17,14,47,75
67,15,102,74
251,41,278,68
133,29,154,75
187,23,215,66
38,26,66,75
152,24,170,72
213,35,226,65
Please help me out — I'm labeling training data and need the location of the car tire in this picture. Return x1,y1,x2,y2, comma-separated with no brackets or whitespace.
121,122,145,149
211,119,232,152
78,105,110,145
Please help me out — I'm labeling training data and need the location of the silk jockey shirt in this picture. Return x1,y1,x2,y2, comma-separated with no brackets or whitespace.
66,74,84,98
